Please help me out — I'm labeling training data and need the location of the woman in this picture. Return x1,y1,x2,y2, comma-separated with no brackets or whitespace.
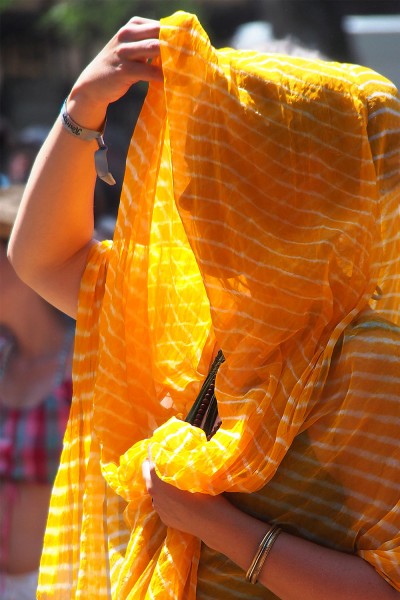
8,12,400,600
0,186,74,599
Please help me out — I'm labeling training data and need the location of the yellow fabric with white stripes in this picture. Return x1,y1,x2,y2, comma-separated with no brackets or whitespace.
37,11,400,599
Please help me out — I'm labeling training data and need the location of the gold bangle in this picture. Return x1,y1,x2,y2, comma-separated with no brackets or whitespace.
250,526,281,584
245,525,277,582
246,524,282,584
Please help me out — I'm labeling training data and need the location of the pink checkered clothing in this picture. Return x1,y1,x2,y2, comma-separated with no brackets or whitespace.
0,379,72,484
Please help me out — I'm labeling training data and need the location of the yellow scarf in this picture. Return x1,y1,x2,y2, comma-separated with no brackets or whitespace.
38,11,400,599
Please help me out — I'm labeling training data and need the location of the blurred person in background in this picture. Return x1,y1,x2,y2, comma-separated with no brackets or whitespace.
0,124,50,190
0,186,75,600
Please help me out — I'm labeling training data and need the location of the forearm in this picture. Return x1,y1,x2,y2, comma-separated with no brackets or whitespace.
199,499,398,600
8,99,102,316
144,457,398,599
16,92,104,260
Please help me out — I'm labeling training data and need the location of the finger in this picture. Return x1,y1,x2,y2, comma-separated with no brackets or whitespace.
118,20,160,44
147,446,162,486
118,39,160,62
141,459,151,490
127,16,160,27
122,61,163,84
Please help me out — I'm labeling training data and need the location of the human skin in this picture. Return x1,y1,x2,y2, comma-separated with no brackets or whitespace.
142,458,399,600
8,17,399,600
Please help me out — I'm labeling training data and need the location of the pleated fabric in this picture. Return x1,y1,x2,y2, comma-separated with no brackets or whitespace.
37,11,400,599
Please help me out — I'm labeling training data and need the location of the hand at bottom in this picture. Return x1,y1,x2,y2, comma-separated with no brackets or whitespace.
141,455,229,540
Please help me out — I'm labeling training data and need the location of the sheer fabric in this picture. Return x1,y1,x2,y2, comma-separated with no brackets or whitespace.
37,11,400,599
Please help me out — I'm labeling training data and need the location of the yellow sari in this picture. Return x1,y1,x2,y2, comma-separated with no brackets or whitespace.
38,11,400,599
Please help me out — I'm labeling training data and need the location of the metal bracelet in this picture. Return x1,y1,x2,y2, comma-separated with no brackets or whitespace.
60,99,115,185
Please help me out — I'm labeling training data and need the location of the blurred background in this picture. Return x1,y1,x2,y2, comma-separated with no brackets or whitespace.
1,0,399,222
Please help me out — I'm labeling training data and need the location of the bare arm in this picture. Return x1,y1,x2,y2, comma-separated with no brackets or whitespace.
8,17,162,318
143,461,399,600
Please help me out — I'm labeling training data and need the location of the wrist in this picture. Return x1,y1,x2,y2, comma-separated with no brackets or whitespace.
66,88,109,132
199,495,266,572
59,98,115,186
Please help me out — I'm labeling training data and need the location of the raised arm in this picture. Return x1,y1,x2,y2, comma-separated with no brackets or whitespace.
8,17,162,318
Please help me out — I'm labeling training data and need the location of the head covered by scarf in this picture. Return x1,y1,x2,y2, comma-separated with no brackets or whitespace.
37,11,400,600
